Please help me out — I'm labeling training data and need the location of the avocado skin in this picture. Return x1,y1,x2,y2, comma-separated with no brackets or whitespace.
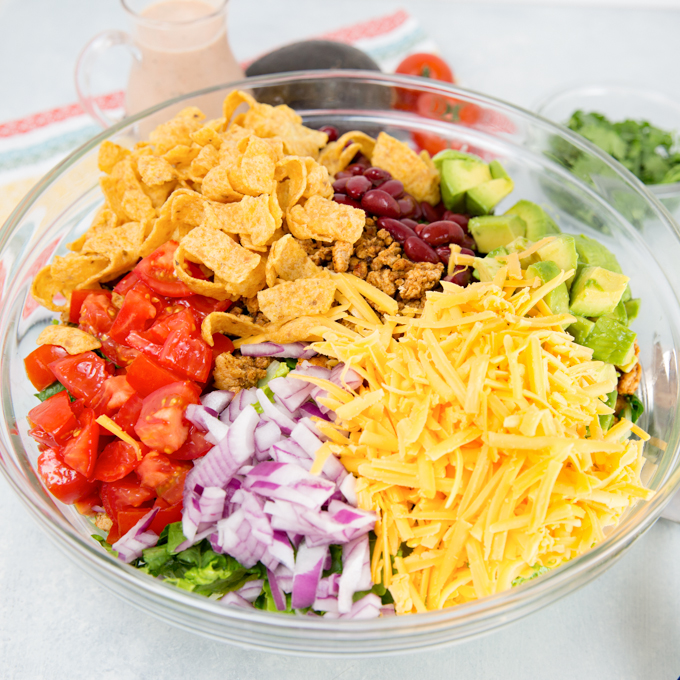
583,316,637,367
505,200,560,242
569,265,629,318
536,234,578,289
245,41,388,110
469,215,526,254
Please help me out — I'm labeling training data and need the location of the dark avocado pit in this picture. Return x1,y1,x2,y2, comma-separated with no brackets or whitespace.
245,40,391,114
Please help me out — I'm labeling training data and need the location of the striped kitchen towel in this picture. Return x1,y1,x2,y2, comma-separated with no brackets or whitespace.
0,8,438,226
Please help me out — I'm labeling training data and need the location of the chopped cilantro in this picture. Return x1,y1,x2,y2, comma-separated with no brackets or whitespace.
564,110,680,186
34,381,73,402
617,393,644,424
285,358,298,371
322,544,343,577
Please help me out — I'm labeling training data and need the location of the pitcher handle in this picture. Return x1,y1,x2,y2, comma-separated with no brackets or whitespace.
75,30,140,128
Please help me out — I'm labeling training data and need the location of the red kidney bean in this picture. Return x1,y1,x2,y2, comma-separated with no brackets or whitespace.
461,235,477,251
361,189,401,218
398,195,417,218
332,177,349,193
376,217,417,243
380,179,405,199
433,201,446,219
404,236,440,264
443,211,470,232
364,166,392,185
401,218,418,229
420,201,440,223
460,247,476,257
421,220,467,247
347,163,366,176
334,193,362,210
414,222,427,237
335,170,352,180
444,266,472,287
436,246,450,266
354,153,371,168
319,125,338,142
345,175,372,199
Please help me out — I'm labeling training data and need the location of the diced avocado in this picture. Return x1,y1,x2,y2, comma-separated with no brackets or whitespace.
489,160,510,180
568,315,595,344
487,246,509,258
469,215,526,254
432,149,483,172
505,200,561,242
583,316,637,367
505,236,540,267
604,299,628,326
624,298,641,324
474,254,504,282
573,234,631,302
569,266,629,317
466,177,514,216
440,159,491,211
599,389,618,433
526,261,570,324
536,234,578,289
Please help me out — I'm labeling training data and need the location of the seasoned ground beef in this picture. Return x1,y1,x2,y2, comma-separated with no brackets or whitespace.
295,224,445,310
214,353,271,392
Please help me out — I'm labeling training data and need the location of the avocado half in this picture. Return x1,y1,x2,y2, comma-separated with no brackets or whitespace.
245,40,390,112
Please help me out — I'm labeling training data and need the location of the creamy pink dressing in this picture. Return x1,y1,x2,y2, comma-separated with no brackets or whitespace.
126,0,243,120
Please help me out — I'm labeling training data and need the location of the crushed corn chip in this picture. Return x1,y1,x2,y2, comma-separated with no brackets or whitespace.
257,277,336,322
36,324,101,354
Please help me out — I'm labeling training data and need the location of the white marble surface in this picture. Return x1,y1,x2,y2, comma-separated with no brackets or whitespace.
1,1,680,677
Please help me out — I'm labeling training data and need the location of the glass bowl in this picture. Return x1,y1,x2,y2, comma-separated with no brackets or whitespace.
535,83,680,219
2,71,680,657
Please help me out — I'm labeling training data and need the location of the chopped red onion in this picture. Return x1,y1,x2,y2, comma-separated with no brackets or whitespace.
267,567,287,611
241,342,317,359
298,401,330,421
222,387,258,424
339,473,357,506
185,404,229,444
292,541,327,609
330,363,363,391
112,507,159,563
268,530,295,571
236,579,264,603
254,420,281,460
316,573,341,599
326,593,382,619
219,592,255,609
290,422,323,457
274,563,294,593
313,595,339,613
269,376,313,412
337,535,372,614
200,390,234,414
256,388,297,435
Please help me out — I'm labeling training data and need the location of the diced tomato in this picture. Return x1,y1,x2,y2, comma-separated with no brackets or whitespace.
93,440,140,482
135,241,193,298
113,271,140,296
125,353,185,398
70,397,87,419
28,426,59,451
149,499,184,535
146,307,197,345
136,451,191,505
71,289,113,326
107,521,122,545
126,331,163,359
100,473,155,519
178,294,231,322
24,345,69,391
38,448,98,504
159,328,212,382
171,424,212,460
49,352,112,405
134,381,199,453
112,393,144,437
108,282,160,344
62,408,99,478
90,375,136,416
211,334,234,362
117,507,151,537
100,336,139,367
184,260,211,281
28,391,78,443
74,493,102,516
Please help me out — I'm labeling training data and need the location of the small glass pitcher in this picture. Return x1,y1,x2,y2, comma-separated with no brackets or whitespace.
75,0,243,128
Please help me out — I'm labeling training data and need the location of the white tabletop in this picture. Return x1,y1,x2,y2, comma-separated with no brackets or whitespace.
2,1,680,677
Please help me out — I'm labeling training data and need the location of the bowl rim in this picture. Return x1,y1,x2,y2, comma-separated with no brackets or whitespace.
533,81,680,196
3,68,680,646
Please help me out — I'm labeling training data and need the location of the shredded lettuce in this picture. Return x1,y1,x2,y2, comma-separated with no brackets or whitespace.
34,381,74,402
254,360,292,413
512,564,550,587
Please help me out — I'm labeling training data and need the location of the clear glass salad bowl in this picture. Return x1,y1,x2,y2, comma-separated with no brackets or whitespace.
535,83,680,220
1,71,680,657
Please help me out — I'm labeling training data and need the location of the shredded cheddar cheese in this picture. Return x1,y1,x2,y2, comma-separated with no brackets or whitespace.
304,267,652,614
